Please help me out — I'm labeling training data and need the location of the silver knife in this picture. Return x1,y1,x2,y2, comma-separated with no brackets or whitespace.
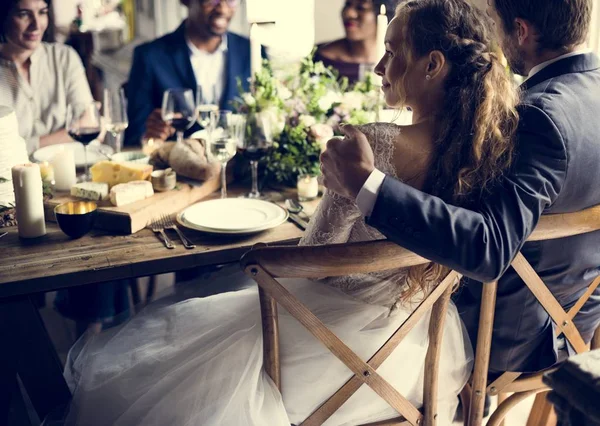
0,232,7,239
288,213,308,230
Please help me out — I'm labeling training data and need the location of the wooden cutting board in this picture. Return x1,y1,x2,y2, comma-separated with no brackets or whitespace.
44,176,221,234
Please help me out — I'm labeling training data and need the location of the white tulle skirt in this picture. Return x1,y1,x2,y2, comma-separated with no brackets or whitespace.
63,269,472,426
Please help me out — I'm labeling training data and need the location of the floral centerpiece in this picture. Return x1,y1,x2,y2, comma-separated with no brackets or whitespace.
234,54,382,187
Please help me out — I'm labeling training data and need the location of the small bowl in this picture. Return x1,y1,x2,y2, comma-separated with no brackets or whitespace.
54,201,98,238
110,151,149,164
151,169,177,192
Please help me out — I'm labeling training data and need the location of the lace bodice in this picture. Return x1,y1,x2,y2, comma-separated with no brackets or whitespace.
299,123,410,310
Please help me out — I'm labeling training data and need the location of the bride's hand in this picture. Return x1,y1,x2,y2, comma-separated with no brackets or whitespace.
320,124,375,200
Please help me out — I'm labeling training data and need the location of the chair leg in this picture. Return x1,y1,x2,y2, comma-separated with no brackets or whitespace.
468,281,498,426
592,325,600,350
496,393,508,426
459,384,472,426
487,390,539,426
525,392,557,426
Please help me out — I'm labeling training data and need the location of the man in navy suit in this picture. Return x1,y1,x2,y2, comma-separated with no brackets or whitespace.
321,0,600,374
124,0,253,146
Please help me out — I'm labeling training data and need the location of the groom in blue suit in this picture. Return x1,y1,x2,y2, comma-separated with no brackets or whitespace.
124,0,256,146
321,0,600,375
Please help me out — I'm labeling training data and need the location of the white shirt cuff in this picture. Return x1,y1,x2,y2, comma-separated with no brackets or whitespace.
356,169,386,217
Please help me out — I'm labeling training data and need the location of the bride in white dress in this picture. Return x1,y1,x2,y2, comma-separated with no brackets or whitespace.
63,1,520,425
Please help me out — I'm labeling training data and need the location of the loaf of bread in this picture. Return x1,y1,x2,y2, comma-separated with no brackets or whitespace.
168,139,221,181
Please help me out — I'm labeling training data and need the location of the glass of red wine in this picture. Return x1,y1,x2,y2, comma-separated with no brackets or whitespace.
161,88,195,145
239,111,274,199
66,103,101,182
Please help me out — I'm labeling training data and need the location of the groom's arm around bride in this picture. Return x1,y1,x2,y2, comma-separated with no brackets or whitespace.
321,0,600,375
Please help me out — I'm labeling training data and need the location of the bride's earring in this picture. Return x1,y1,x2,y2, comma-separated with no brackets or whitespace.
425,75,432,81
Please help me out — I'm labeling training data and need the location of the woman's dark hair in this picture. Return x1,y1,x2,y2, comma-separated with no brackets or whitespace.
0,0,55,44
391,0,520,301
494,0,592,52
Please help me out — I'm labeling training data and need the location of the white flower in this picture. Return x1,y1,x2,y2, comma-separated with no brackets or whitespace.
317,91,341,112
257,107,286,138
299,115,316,128
310,123,334,151
341,92,365,111
276,82,292,101
242,93,256,107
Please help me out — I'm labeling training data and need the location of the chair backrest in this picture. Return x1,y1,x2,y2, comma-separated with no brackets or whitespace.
241,242,461,426
466,204,600,426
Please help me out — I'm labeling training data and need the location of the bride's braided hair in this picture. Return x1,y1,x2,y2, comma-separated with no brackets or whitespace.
393,0,520,301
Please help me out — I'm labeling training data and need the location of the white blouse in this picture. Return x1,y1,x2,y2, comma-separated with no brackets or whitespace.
0,42,93,154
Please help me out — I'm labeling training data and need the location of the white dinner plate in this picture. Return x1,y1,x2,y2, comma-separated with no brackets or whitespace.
177,198,288,234
32,142,114,167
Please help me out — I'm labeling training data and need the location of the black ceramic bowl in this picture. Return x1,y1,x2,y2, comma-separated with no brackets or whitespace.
54,201,98,238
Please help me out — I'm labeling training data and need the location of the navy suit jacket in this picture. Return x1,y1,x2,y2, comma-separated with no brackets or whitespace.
367,53,600,373
124,23,256,146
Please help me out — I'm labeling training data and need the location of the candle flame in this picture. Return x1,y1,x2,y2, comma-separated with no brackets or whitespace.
380,4,386,15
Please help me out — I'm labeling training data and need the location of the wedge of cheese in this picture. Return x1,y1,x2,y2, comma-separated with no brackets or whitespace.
109,180,154,207
90,160,153,188
70,182,109,201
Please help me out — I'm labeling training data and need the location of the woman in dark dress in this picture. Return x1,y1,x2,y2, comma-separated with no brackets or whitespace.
314,0,398,84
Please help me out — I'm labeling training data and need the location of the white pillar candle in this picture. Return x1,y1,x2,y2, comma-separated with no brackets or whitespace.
376,5,388,67
297,174,319,201
12,163,46,238
250,23,262,88
51,147,77,191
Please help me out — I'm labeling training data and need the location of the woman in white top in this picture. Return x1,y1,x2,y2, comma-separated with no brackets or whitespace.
0,0,93,154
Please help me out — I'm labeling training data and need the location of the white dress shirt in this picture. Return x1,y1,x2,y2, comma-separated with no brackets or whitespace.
0,43,93,154
186,36,228,105
356,49,591,218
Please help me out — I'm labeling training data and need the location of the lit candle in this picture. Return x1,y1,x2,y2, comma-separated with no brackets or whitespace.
297,174,319,201
51,147,77,191
142,137,163,156
250,23,262,89
11,163,46,238
38,161,55,184
376,5,388,67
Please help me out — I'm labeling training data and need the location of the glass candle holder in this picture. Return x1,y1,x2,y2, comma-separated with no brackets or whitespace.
297,174,319,201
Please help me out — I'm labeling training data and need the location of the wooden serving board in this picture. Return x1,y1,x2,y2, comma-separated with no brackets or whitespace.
43,176,221,234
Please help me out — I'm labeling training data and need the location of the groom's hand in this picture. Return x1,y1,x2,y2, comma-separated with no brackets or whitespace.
320,124,375,199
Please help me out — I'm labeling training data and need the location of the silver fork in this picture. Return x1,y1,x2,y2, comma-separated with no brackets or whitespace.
149,217,175,249
161,214,196,249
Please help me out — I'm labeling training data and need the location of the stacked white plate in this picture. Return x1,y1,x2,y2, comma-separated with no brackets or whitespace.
0,106,30,207
33,141,114,168
177,198,288,235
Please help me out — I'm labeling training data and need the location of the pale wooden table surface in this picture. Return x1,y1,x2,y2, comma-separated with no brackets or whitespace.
0,187,319,298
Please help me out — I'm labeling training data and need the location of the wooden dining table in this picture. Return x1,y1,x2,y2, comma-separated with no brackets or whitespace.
0,185,319,424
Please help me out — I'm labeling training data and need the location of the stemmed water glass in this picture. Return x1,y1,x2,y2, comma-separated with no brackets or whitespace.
207,110,245,199
238,112,273,199
102,88,128,153
66,103,101,182
162,88,195,145
195,85,219,129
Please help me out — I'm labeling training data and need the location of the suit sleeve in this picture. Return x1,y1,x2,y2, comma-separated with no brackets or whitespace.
124,46,154,146
366,104,568,282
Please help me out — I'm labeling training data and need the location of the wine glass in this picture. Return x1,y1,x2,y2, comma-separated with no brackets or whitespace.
102,88,128,153
207,110,239,199
195,85,219,129
161,88,195,145
239,111,273,199
66,103,101,182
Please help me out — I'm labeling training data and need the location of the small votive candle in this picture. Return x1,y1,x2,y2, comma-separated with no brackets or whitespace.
297,174,319,201
142,138,163,156
38,161,55,184
12,163,46,238
51,147,77,191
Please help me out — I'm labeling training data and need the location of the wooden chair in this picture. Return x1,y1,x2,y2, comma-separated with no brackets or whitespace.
241,241,463,426
465,205,600,426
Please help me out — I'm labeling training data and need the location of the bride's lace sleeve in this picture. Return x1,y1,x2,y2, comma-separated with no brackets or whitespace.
299,123,398,247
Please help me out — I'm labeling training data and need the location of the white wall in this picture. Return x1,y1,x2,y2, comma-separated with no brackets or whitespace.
315,0,345,44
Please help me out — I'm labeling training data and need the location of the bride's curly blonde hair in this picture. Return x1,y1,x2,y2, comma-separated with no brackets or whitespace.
392,0,520,301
